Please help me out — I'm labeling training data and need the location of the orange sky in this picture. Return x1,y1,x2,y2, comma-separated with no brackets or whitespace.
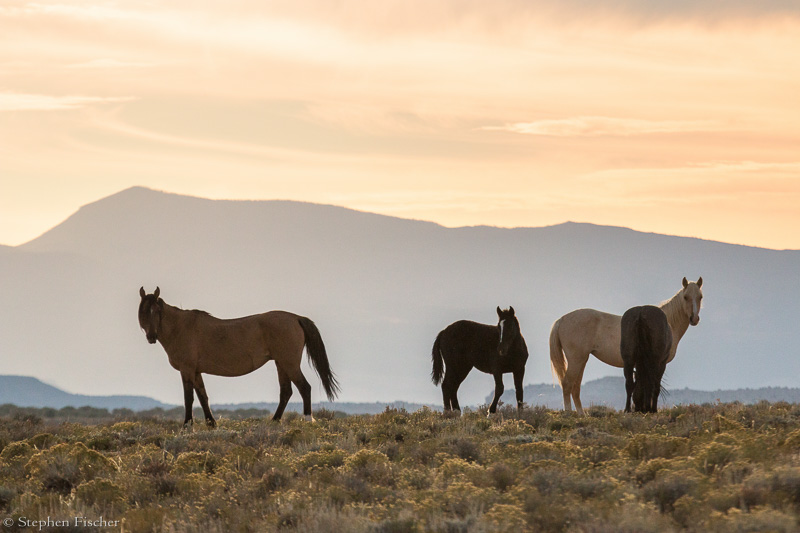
2,1,799,249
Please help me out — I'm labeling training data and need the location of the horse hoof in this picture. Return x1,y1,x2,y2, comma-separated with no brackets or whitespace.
305,415,315,422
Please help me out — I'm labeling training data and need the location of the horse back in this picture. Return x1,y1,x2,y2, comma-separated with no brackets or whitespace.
192,310,305,376
558,308,623,366
437,320,524,374
438,320,498,361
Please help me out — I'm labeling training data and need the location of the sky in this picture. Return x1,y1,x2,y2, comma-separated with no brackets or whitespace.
2,0,799,249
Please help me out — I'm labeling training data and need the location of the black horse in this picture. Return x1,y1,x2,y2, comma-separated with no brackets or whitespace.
431,307,529,414
620,305,672,413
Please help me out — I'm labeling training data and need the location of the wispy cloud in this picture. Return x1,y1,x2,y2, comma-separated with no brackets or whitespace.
64,59,154,69
486,117,723,137
0,92,136,111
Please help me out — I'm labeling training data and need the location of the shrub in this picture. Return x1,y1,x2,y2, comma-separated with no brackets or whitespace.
441,481,493,519
173,450,221,475
695,442,737,475
27,433,57,450
488,462,516,492
296,449,347,471
643,470,700,512
0,441,35,468
24,442,116,493
448,437,482,463
625,434,689,461
75,479,127,510
344,449,392,485
438,456,487,487
704,507,797,533
479,502,527,532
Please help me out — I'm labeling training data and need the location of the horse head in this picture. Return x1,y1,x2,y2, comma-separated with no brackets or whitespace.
496,306,519,357
680,277,703,326
138,286,163,344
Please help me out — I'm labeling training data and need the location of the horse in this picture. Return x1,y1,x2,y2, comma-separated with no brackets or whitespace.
550,277,703,415
431,307,529,415
620,305,672,413
138,287,339,426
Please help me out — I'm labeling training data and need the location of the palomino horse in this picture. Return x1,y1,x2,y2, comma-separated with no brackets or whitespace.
432,307,529,414
620,305,672,413
550,277,702,415
138,287,339,426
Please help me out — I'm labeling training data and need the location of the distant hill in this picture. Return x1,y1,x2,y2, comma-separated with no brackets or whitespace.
0,375,426,414
0,375,170,410
3,374,797,416
1,187,798,406
491,376,800,411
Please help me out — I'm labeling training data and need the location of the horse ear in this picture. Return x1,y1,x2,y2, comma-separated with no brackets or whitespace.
139,287,146,298
509,306,515,316
696,277,703,288
154,287,160,299
682,277,688,288
496,306,502,317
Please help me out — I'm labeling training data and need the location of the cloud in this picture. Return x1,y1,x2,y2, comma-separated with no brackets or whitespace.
486,117,723,137
64,59,154,69
0,92,136,112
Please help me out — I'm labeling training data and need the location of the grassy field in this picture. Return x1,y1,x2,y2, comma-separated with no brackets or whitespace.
2,402,800,532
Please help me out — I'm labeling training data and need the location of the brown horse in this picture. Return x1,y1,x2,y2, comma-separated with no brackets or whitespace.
138,287,339,426
620,305,672,413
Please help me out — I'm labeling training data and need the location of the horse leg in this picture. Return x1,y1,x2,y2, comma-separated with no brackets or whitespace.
571,364,588,416
447,367,471,413
441,373,452,411
291,372,314,421
513,368,525,410
560,350,589,414
623,364,634,413
488,372,505,415
180,372,194,428
652,364,667,413
193,373,216,428
272,366,293,422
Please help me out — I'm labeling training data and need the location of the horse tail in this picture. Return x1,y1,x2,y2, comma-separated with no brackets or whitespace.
633,314,656,404
549,319,567,387
298,316,340,401
431,331,445,385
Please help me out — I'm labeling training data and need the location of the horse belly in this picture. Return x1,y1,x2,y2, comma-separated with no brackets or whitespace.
590,316,624,367
197,326,271,377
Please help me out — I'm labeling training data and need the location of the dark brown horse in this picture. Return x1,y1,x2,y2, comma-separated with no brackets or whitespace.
620,305,672,413
138,287,339,426
431,307,529,415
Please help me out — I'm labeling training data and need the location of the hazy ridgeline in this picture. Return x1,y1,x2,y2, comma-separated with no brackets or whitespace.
3,403,800,532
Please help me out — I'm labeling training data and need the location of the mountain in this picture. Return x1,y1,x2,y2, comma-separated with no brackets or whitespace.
1,186,798,406
0,375,426,414
491,376,800,411
0,375,170,410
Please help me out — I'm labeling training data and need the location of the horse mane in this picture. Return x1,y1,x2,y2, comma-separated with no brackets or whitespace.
658,288,685,329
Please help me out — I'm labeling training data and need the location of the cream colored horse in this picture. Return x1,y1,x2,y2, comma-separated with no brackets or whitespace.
550,277,703,415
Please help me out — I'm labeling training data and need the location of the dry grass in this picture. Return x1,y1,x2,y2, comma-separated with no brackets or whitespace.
1,402,800,531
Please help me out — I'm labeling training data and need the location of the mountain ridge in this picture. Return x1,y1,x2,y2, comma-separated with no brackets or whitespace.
20,187,795,253
4,374,800,414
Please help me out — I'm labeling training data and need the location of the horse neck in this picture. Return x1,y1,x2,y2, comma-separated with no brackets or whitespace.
158,303,184,351
659,291,689,346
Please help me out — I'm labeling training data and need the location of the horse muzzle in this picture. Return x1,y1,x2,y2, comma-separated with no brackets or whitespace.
146,334,158,344
690,316,700,326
